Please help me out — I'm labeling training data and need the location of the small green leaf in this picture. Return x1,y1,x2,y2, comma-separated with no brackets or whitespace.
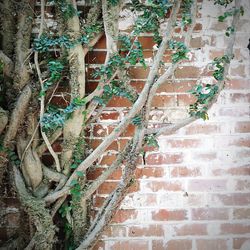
76,171,84,177
70,179,78,186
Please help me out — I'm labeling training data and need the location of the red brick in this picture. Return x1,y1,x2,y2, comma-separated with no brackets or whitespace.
220,223,250,234
121,124,136,137
233,208,250,220
147,180,183,192
177,94,197,106
152,240,166,250
111,209,138,223
151,95,176,107
87,168,103,180
211,193,250,206
118,139,129,151
138,36,155,49
235,122,250,133
146,153,183,165
190,37,204,48
98,181,118,194
107,96,132,107
130,81,145,93
175,66,201,78
86,51,106,64
94,35,106,49
194,23,202,31
233,238,250,249
135,167,165,178
100,154,117,165
50,95,69,108
110,240,148,250
92,240,105,250
168,239,192,250
93,196,105,208
152,240,192,250
226,79,250,90
152,209,187,221
191,208,229,220
175,223,207,236
188,179,227,192
173,80,197,93
196,239,228,250
103,225,127,237
128,224,164,237
100,112,120,121
129,67,149,79
170,166,202,177
93,124,108,137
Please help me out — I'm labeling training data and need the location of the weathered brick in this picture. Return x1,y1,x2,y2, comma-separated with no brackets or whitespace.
220,223,250,235
175,66,201,78
211,193,250,206
233,208,250,220
152,209,187,221
233,238,250,249
128,224,164,237
111,209,138,224
145,153,183,165
146,180,183,192
191,208,229,220
109,240,149,250
235,122,250,133
166,239,192,250
170,166,202,177
175,223,207,236
188,179,227,192
196,239,228,250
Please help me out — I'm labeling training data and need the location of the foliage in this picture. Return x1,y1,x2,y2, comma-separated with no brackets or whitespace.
189,83,219,120
214,0,233,7
145,134,159,148
181,0,193,26
218,6,244,22
168,40,189,63
33,22,102,52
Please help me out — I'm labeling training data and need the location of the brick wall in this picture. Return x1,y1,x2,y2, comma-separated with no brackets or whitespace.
88,1,250,249
1,1,249,249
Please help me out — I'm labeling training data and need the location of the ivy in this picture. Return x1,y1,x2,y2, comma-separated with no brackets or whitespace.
168,40,189,63
218,6,244,22
131,0,172,45
132,115,142,126
225,26,235,37
33,22,102,52
189,83,219,120
41,97,86,133
50,0,77,20
145,134,159,148
212,55,231,81
181,0,193,27
214,0,233,7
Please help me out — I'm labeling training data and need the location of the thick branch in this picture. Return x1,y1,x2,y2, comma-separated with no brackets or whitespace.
76,128,145,249
13,166,55,250
0,50,14,78
3,85,32,148
13,0,34,91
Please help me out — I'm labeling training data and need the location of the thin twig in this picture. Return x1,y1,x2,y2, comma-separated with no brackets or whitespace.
34,0,61,172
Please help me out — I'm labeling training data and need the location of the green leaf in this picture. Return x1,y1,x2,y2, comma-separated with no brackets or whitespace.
76,171,84,177
70,179,78,186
